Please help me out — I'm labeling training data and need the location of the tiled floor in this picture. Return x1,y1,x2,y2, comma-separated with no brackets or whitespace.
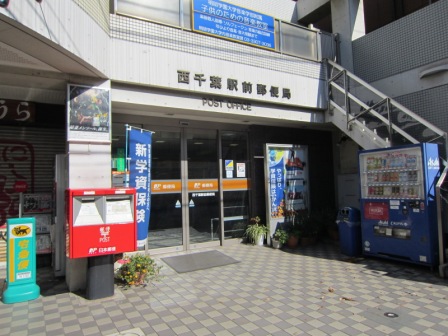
1,241,448,336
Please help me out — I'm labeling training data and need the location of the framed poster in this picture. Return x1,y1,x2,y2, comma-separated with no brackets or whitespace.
67,84,111,142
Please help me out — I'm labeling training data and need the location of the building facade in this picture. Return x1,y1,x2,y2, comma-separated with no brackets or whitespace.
1,0,446,288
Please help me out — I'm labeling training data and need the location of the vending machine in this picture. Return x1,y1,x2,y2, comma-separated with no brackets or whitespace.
359,143,440,266
265,144,309,240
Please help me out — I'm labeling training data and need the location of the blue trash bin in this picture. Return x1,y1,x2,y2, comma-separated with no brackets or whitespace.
336,207,361,257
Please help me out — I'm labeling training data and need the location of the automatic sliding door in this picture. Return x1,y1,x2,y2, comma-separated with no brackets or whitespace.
148,130,183,249
186,129,220,248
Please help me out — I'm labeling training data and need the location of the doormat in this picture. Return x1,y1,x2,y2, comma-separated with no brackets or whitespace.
161,250,240,273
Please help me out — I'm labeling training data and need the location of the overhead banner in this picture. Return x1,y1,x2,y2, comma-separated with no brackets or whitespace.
193,0,275,50
128,128,152,249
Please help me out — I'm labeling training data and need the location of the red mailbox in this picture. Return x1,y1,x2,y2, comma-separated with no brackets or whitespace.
66,188,137,258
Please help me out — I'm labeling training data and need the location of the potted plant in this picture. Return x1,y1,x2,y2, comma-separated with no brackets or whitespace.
322,208,338,241
286,223,300,249
296,212,319,246
115,253,162,288
272,228,289,249
244,216,269,246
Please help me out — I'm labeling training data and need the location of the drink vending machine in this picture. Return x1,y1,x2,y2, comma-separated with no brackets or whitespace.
359,143,440,266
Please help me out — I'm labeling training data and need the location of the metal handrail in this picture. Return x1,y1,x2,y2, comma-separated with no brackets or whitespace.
436,160,448,277
326,59,448,156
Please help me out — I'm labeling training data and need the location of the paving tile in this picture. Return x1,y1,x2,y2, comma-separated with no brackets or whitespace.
2,243,448,336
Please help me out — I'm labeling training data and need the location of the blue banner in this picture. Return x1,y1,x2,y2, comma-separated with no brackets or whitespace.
128,129,152,249
268,150,286,218
193,0,275,50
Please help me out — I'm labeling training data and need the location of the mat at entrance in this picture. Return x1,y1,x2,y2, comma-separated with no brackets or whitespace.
161,250,240,273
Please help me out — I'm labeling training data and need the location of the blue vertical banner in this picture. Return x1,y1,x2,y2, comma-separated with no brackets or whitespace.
128,128,152,249
268,150,286,219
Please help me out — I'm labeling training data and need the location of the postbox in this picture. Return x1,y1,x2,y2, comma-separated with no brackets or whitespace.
66,188,137,258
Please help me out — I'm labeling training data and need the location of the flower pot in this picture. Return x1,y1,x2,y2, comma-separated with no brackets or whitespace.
255,235,264,246
272,239,282,249
327,227,339,241
300,237,317,246
287,235,299,249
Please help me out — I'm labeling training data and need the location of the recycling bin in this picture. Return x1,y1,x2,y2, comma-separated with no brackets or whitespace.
336,207,361,257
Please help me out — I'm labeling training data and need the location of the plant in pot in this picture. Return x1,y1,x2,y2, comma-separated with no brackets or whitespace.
245,216,269,246
297,212,319,246
272,228,289,249
322,208,338,241
115,253,162,288
286,224,300,249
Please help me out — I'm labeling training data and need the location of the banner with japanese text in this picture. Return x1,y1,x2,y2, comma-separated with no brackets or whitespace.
128,128,152,249
268,150,286,219
265,144,308,243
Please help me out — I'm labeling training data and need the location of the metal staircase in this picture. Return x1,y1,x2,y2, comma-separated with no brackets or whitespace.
325,58,448,276
325,59,447,155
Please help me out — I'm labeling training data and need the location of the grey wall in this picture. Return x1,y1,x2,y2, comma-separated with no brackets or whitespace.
352,0,448,83
394,85,448,134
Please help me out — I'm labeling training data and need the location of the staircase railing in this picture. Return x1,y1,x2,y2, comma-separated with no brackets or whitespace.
326,59,448,157
436,160,448,277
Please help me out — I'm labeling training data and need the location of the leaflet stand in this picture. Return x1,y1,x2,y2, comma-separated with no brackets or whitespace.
66,188,136,299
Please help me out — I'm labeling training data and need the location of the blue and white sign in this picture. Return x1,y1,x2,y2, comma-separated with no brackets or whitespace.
128,128,152,249
193,0,275,50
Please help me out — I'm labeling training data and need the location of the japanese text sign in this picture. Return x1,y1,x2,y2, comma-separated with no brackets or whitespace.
3,217,40,304
128,128,152,248
193,0,275,50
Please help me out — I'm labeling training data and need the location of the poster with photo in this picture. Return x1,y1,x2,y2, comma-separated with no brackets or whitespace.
264,144,308,243
67,84,111,142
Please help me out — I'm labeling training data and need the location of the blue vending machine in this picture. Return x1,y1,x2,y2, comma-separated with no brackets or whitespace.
359,143,440,266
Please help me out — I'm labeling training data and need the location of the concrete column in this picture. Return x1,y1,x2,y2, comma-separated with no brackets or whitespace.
65,79,112,293
331,0,365,71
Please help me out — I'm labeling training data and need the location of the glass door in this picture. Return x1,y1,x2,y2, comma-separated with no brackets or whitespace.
185,129,220,249
148,129,183,250
113,123,249,252
148,127,220,251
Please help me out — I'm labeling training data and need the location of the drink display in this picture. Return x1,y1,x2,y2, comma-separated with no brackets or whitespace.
359,143,440,266
363,151,421,199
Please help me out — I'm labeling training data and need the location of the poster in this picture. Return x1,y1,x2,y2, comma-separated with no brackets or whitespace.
237,163,246,178
67,84,111,142
265,144,308,241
